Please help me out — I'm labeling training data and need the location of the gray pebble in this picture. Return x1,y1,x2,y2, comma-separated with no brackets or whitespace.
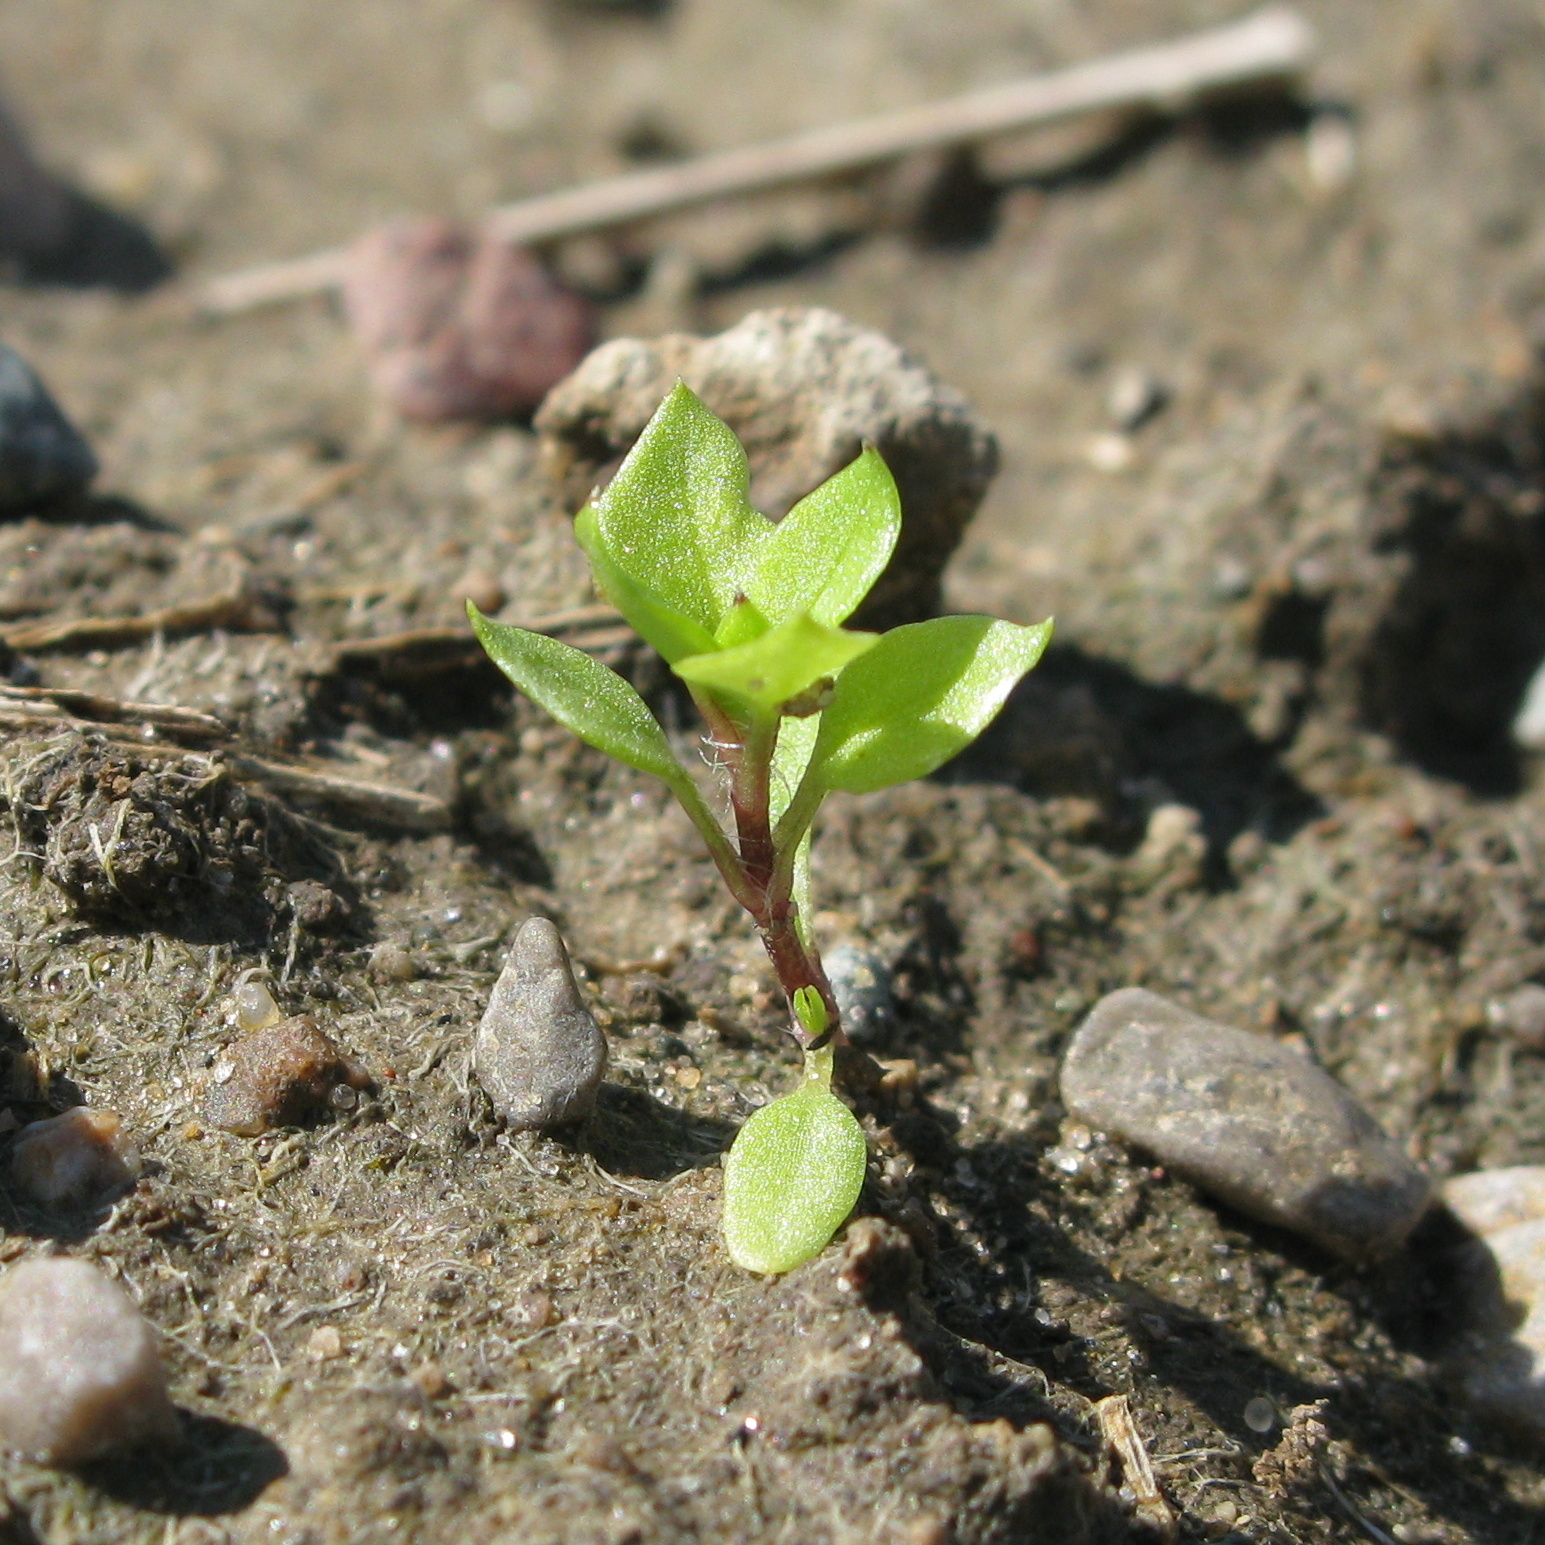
476,917,607,1131
0,343,97,514
1060,988,1432,1262
1487,984,1545,1050
0,1258,179,1466
825,944,895,1044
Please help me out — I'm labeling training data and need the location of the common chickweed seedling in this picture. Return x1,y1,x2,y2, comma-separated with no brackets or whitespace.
471,383,1050,1274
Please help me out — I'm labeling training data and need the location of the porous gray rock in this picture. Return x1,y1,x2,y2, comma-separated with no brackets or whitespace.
0,343,97,514
476,916,607,1131
825,944,895,1045
1060,988,1432,1262
0,1257,180,1466
534,306,999,628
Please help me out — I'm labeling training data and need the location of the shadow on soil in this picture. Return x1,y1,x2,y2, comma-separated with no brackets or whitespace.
871,1103,1545,1544
82,1412,288,1515
581,1082,736,1181
1363,378,1545,795
952,642,1323,860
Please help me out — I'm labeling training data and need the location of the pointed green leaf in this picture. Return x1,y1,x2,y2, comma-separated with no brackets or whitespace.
470,604,689,788
745,447,902,625
714,594,772,650
812,616,1052,794
575,503,717,664
722,1080,867,1274
673,613,877,717
591,382,772,633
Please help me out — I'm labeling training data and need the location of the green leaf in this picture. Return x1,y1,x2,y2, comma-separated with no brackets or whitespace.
470,605,689,788
590,382,772,633
793,985,828,1040
769,712,820,828
745,446,901,626
713,594,772,650
722,1079,867,1274
811,616,1053,794
673,613,877,717
575,504,717,664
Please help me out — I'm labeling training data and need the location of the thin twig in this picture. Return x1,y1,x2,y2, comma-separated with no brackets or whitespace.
226,754,453,833
0,684,226,741
1,586,277,654
195,7,1313,316
1095,1393,1177,1541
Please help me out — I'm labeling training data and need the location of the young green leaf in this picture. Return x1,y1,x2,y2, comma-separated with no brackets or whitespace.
590,382,772,633
811,615,1053,794
673,613,877,718
744,447,901,626
575,503,717,664
722,1078,867,1274
471,605,688,784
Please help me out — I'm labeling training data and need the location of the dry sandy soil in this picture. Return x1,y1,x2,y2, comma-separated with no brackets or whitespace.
3,1,1545,1541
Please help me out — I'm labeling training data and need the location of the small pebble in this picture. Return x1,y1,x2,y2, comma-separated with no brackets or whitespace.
1443,1166,1545,1237
1304,112,1357,194
1487,984,1545,1050
203,1016,371,1136
1083,431,1134,473
1243,1396,1277,1434
824,945,896,1044
0,343,98,515
305,1325,344,1362
1447,1217,1545,1436
342,217,595,422
1106,366,1167,431
1513,655,1545,750
458,568,507,616
231,979,283,1032
369,942,418,984
476,917,607,1131
1060,988,1432,1262
11,1108,141,1209
0,1258,179,1466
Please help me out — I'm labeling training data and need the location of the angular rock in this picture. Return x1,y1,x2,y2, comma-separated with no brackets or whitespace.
0,343,97,514
342,218,595,422
204,1016,371,1136
534,306,999,627
1060,988,1432,1262
825,944,895,1045
0,1257,179,1466
476,916,607,1131
11,1107,141,1209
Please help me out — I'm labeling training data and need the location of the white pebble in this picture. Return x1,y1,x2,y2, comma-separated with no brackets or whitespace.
1514,657,1545,749
232,979,283,1032
0,1258,179,1465
1443,1166,1545,1236
1106,366,1166,431
1305,113,1357,194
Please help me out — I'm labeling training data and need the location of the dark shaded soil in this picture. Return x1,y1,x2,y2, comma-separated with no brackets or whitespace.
4,1,1545,1541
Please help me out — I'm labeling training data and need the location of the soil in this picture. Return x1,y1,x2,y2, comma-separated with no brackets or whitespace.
3,1,1545,1541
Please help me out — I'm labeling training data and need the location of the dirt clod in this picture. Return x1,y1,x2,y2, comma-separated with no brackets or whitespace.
535,306,998,625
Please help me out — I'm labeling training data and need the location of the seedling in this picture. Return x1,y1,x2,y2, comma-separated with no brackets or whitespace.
471,383,1050,1273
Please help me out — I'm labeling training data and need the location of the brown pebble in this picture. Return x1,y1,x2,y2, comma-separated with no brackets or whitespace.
342,218,595,422
369,942,418,984
410,1361,450,1400
203,1016,372,1136
305,1324,344,1362
458,568,507,616
11,1108,141,1209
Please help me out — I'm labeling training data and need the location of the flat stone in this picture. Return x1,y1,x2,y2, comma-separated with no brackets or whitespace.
1060,988,1432,1262
0,1257,179,1466
476,916,607,1131
0,343,97,514
534,306,998,628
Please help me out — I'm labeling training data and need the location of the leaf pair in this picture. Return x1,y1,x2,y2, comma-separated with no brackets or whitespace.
578,382,901,722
